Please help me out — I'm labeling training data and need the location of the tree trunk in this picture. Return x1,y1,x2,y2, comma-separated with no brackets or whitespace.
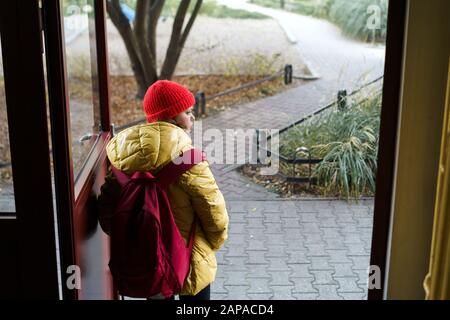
160,0,202,79
107,0,201,98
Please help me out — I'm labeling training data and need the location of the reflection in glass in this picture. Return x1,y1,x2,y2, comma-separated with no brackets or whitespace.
62,0,100,179
0,35,16,212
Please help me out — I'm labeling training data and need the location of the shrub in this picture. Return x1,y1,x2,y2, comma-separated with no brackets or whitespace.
279,91,382,198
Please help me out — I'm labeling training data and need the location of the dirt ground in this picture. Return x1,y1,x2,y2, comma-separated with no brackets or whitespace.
104,16,308,76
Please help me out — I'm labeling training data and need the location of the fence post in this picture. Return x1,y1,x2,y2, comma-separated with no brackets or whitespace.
195,91,205,117
255,128,260,164
337,90,347,111
284,64,293,85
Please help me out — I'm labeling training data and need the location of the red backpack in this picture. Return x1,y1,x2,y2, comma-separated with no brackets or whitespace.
109,148,205,299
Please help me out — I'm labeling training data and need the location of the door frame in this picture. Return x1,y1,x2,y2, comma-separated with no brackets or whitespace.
42,0,112,299
0,0,59,299
369,0,408,300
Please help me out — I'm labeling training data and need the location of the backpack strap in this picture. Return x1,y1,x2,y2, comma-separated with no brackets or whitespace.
110,166,131,188
156,148,206,189
157,148,205,251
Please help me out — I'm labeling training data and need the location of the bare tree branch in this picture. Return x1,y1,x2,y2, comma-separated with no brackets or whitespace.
160,0,191,79
106,0,147,96
134,0,150,36
147,0,165,68
180,0,202,48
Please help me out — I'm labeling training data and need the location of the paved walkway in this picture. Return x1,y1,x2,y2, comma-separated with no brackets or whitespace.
211,199,373,300
197,1,383,300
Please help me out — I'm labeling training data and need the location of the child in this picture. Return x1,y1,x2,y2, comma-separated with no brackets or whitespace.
98,80,229,300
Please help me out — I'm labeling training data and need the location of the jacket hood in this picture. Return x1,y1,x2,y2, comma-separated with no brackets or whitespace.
106,121,193,173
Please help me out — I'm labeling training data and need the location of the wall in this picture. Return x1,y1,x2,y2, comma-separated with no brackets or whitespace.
386,0,450,299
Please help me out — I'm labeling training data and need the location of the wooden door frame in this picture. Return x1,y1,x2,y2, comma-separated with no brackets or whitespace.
0,0,59,299
368,0,408,300
43,0,112,299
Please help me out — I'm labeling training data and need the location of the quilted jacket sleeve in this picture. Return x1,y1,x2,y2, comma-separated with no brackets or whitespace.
97,170,121,236
178,161,229,250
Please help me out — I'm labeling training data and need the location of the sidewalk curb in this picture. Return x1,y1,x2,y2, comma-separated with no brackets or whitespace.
276,19,297,44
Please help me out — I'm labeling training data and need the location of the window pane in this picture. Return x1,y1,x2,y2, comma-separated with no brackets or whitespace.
62,0,100,180
0,35,15,212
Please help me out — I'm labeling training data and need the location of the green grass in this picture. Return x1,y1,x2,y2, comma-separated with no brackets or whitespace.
252,0,388,43
279,91,382,198
114,0,269,19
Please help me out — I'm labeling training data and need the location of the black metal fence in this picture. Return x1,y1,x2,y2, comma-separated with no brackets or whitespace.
256,75,384,186
193,64,294,118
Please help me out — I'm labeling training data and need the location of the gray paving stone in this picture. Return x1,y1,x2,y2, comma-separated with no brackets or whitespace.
314,285,342,300
281,217,301,229
270,286,295,300
226,245,248,257
353,269,370,285
357,217,374,228
303,233,324,244
302,222,322,234
247,278,272,294
224,286,250,300
216,250,226,264
323,238,346,250
263,203,282,213
338,292,367,300
309,256,334,270
247,239,268,251
229,223,247,234
229,213,247,223
211,292,229,300
292,293,319,300
343,234,364,245
224,271,250,286
286,250,309,264
225,257,248,271
267,258,291,271
327,250,353,263
212,278,228,294
265,234,285,245
319,217,338,228
247,251,268,264
247,228,267,240
333,264,358,278
247,217,265,229
299,213,320,223
291,277,318,293
270,271,294,286
320,227,342,239
266,245,287,258
305,243,328,256
289,263,312,277
349,256,371,270
228,234,247,245
265,223,284,234
311,270,338,285
264,213,282,223
247,265,272,279
346,243,368,256
284,228,305,241
335,277,364,293
246,293,274,300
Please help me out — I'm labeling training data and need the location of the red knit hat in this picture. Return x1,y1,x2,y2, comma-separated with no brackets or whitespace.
143,80,195,123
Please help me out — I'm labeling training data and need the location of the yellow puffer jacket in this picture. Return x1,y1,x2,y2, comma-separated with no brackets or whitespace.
98,121,229,295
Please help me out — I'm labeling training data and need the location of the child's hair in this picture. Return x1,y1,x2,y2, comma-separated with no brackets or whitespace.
143,80,195,123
